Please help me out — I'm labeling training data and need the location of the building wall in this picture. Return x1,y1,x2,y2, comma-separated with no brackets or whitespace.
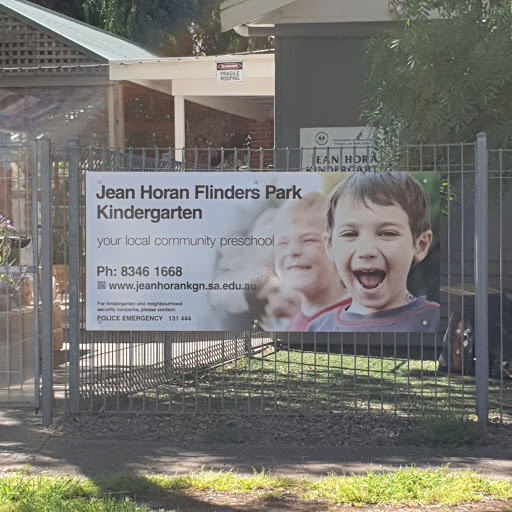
248,119,274,169
124,84,251,167
274,22,393,168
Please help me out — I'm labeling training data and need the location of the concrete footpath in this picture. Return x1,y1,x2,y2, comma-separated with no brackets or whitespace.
0,409,511,482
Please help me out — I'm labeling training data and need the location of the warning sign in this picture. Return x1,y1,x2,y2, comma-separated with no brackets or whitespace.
216,62,244,82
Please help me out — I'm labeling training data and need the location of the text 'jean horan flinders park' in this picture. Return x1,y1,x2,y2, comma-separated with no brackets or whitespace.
94,184,303,201
95,184,304,222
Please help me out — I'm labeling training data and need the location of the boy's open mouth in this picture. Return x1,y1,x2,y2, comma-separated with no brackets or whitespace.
353,269,386,289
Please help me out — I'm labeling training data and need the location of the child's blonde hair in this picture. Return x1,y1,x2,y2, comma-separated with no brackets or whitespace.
275,192,328,230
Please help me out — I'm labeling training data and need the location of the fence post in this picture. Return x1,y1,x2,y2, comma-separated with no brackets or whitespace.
67,139,80,412
31,140,41,409
475,132,489,424
40,138,53,427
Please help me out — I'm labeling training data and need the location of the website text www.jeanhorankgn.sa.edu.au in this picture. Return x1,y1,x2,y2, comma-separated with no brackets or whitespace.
97,280,257,293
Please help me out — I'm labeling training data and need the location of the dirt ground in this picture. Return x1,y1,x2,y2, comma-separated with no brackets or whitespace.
54,412,512,448
131,491,512,512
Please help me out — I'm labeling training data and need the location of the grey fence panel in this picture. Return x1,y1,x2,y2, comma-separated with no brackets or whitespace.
0,141,42,409
58,143,511,421
487,148,512,423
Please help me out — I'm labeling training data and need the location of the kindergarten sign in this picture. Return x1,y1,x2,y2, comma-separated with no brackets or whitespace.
86,171,440,332
299,126,378,172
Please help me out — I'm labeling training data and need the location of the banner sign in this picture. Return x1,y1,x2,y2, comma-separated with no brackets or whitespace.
299,126,378,172
86,171,440,332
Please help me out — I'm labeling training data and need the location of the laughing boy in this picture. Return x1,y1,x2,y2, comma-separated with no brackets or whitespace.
308,172,439,333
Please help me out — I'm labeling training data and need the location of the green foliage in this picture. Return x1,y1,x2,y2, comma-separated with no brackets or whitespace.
28,0,85,20
82,0,194,54
363,0,512,148
31,0,273,57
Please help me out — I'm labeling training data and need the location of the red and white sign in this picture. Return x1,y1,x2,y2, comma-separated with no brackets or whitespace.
216,62,243,82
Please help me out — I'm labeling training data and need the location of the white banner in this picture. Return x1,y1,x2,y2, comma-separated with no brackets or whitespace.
86,171,440,333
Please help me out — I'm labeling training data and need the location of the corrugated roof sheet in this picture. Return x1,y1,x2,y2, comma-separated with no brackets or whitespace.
0,0,157,62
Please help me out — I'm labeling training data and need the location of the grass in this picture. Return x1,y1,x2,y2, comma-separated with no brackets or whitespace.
0,468,511,510
307,467,512,506
130,348,512,419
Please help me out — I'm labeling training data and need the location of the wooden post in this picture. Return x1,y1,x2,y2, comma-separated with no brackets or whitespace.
108,82,125,149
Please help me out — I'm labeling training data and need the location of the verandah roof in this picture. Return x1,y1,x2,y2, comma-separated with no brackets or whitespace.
0,0,157,62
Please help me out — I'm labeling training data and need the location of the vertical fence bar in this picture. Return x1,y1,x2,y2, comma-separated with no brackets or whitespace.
498,149,504,421
31,141,40,408
40,139,53,426
460,143,466,410
68,139,80,412
475,133,489,424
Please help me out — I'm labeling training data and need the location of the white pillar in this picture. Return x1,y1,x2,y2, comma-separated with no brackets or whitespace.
174,95,185,162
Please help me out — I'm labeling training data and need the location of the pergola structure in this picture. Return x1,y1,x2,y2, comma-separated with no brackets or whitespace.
0,0,275,153
109,53,274,159
0,0,156,148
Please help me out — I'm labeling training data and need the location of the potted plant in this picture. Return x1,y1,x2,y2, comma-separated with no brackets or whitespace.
0,216,25,310
0,214,15,268
12,273,33,306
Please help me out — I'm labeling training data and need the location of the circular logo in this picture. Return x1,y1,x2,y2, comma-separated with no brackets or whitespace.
315,132,328,146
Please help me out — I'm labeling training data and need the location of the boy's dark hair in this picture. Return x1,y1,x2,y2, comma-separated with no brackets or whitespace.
327,171,431,239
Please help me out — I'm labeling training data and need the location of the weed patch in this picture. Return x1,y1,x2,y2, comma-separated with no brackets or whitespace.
0,468,511,511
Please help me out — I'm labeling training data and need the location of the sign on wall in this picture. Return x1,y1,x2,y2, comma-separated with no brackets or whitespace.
86,171,440,333
299,126,378,172
216,62,244,82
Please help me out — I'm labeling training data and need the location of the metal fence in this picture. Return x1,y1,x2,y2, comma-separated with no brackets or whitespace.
0,140,52,413
45,138,507,422
3,137,510,423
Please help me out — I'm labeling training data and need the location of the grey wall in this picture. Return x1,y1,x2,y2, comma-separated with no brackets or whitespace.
274,22,394,168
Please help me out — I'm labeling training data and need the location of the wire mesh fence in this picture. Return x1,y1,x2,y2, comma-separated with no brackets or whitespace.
0,142,40,407
42,142,512,420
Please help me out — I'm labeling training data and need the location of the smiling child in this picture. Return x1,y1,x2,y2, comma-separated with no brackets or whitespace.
263,192,350,331
308,172,439,333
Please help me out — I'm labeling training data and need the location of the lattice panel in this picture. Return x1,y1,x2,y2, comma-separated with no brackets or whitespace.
0,12,106,74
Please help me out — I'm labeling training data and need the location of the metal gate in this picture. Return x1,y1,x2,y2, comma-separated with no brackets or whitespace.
0,139,53,417
55,136,511,423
